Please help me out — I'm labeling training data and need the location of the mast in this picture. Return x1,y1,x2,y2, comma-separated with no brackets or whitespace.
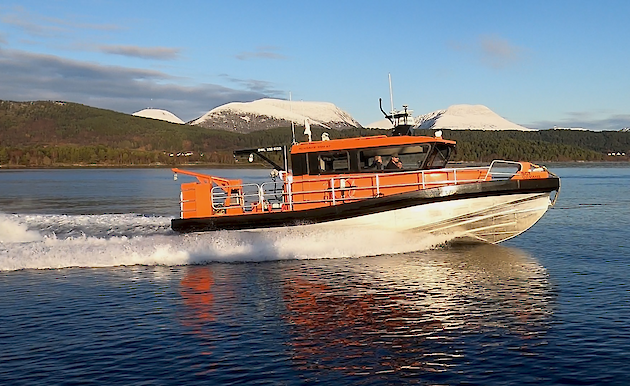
290,92,296,144
388,73,394,114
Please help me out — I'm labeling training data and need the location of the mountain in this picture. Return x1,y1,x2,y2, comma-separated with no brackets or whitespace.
365,104,532,131
191,98,362,132
415,104,533,131
132,108,184,124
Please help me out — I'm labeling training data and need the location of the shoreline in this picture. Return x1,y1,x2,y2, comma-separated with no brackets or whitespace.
0,162,271,170
1,160,628,170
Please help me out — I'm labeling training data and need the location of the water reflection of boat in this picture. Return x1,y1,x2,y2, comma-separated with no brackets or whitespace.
179,267,215,330
282,244,554,374
171,102,559,244
173,245,553,378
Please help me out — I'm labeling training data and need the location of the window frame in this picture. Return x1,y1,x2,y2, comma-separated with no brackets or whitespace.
316,151,351,174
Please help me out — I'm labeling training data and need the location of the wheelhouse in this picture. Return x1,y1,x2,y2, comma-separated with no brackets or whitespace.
290,135,456,176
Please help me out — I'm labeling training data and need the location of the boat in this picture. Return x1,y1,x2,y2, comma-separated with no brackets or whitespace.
170,100,560,244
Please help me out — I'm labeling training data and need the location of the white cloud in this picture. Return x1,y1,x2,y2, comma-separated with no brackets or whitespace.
0,6,121,38
527,112,630,130
448,35,524,69
235,46,286,60
98,45,181,60
219,74,283,96
0,47,269,121
479,35,523,69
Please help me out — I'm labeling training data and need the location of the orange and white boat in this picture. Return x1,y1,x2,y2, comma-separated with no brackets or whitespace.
171,105,560,244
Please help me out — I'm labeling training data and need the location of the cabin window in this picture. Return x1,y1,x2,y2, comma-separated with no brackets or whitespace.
318,152,350,173
291,154,308,176
360,145,431,171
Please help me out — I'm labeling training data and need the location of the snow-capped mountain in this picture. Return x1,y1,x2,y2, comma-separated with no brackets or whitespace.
414,104,533,131
365,104,532,131
132,108,184,124
191,98,361,132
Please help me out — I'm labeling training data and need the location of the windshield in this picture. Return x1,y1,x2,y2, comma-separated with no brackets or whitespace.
360,145,431,171
425,144,453,169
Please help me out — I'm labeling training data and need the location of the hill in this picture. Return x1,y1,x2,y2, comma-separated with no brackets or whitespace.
414,129,621,162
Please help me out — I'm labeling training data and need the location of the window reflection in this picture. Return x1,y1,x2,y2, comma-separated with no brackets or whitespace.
359,144,431,171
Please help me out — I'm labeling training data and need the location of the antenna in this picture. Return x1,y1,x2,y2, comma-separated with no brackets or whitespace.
289,92,296,144
388,73,394,113
379,74,415,136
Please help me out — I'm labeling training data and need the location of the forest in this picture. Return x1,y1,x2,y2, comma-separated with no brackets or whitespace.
1,100,628,167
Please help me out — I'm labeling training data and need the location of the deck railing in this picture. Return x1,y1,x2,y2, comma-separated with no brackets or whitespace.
206,163,524,213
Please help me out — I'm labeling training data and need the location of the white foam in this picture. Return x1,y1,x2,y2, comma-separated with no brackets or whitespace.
0,214,452,272
0,214,43,243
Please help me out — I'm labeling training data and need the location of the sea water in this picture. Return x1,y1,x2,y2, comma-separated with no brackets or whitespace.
1,166,629,385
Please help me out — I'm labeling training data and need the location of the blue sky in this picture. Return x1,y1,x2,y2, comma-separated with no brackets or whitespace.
0,0,629,130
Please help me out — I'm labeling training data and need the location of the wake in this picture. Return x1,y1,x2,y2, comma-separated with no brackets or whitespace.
0,213,450,271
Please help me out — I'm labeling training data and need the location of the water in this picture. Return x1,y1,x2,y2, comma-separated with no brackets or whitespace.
1,165,629,385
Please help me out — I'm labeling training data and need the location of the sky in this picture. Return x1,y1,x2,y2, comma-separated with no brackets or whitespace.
0,0,629,130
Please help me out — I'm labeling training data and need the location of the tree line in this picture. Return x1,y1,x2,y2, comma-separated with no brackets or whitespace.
1,100,628,167
0,146,236,167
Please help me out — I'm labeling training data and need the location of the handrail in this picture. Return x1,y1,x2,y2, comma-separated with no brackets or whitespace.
177,161,553,215
204,166,493,212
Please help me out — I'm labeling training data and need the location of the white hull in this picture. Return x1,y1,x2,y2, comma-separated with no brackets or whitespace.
297,192,552,244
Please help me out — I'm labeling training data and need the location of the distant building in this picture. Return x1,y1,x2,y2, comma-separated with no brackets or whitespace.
552,126,588,131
